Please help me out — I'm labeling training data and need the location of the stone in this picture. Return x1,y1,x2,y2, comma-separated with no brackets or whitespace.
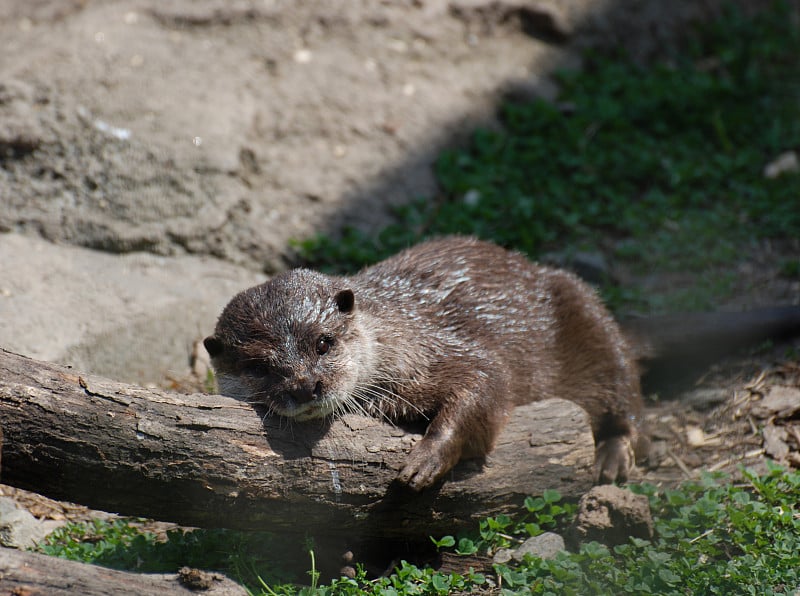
492,548,514,565
0,497,52,549
0,234,262,385
512,532,565,561
570,485,653,547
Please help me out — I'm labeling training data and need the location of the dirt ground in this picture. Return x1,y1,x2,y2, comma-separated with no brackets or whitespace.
1,0,799,565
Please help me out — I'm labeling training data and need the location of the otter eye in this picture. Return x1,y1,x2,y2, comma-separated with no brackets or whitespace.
316,336,333,356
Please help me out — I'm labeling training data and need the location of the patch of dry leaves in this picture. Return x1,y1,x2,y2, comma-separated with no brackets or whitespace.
639,345,800,486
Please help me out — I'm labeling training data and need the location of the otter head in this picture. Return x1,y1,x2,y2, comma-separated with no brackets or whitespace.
203,269,366,420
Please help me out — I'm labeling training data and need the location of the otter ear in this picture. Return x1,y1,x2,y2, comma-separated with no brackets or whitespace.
203,335,224,357
334,289,355,314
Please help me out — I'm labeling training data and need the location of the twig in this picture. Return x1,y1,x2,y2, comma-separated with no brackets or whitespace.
744,370,768,394
746,415,758,436
666,448,695,479
708,449,766,472
689,529,714,544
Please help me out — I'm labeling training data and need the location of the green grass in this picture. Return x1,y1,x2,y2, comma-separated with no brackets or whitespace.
295,1,800,312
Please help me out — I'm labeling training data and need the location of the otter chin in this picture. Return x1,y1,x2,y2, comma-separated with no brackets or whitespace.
205,236,643,491
266,399,339,421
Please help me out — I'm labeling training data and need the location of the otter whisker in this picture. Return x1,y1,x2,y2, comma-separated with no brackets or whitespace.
348,389,399,427
355,383,429,420
334,393,369,419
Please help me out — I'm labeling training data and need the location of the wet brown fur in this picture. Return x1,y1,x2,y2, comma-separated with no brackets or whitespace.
205,237,642,490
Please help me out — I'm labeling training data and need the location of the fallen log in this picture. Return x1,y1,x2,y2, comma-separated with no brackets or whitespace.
0,547,247,596
0,348,594,540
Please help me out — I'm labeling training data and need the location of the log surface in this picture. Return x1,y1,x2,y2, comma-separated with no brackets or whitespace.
0,349,595,539
0,547,247,596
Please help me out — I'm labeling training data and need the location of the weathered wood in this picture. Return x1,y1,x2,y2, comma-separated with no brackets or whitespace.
0,348,594,540
0,547,247,596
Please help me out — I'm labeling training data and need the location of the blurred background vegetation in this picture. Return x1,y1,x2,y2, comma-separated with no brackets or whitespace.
298,2,800,314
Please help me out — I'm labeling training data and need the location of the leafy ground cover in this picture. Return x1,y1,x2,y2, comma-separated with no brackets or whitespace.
35,521,298,589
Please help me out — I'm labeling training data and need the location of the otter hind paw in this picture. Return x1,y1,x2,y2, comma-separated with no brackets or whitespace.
595,435,635,484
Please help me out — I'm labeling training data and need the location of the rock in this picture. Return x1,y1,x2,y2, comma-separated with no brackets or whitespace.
0,234,263,385
492,548,514,565
763,423,790,460
512,532,565,561
570,485,653,547
0,497,55,549
493,531,566,565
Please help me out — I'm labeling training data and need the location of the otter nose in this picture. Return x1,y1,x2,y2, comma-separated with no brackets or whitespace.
289,378,322,404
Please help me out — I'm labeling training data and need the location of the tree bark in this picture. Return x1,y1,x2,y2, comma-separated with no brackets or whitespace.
0,348,595,540
0,547,247,596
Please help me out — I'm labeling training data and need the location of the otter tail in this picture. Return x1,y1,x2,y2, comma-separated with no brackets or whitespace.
622,306,800,362
620,306,800,394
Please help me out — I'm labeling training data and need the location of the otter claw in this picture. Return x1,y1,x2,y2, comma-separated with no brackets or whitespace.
398,460,441,491
398,447,450,491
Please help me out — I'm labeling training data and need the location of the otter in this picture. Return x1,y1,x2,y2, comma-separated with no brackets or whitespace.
204,236,644,490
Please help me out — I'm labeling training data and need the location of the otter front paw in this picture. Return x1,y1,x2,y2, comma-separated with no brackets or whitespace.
397,439,459,491
595,435,635,484
397,451,447,491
